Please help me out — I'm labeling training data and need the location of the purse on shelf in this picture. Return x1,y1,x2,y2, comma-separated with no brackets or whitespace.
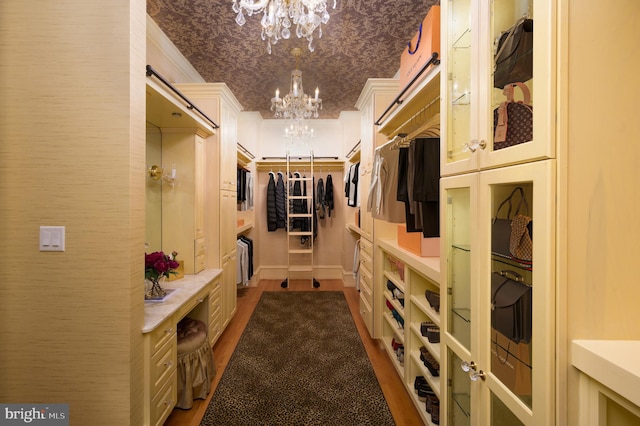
491,270,532,344
494,17,533,89
493,82,533,151
492,186,533,262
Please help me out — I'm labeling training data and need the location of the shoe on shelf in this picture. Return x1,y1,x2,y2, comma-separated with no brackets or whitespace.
431,399,440,424
419,346,440,377
414,376,427,393
426,393,439,414
420,321,436,337
427,327,440,343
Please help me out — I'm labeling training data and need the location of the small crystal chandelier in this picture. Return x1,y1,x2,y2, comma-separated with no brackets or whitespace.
285,120,315,140
232,0,337,54
271,48,322,120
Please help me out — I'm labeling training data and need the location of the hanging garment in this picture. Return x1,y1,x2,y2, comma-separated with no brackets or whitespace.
353,239,361,291
347,162,359,207
412,137,440,237
236,239,250,286
239,236,254,279
325,174,334,217
267,172,277,232
407,140,423,230
367,144,405,223
245,171,253,211
397,146,422,233
275,172,286,229
301,174,310,235
344,164,352,197
316,177,326,219
291,172,304,231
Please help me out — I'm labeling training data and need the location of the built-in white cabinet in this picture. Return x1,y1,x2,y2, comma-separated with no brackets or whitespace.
177,83,242,331
378,239,442,425
440,0,557,423
441,0,555,178
162,131,208,274
143,314,177,426
354,79,399,339
441,161,555,425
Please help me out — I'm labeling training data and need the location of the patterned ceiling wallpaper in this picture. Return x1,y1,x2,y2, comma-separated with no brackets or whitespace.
148,0,440,119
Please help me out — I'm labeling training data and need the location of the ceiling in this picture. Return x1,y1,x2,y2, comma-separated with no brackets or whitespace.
147,0,439,119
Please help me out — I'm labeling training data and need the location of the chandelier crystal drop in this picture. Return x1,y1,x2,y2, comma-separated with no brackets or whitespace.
271,48,323,120
232,0,337,53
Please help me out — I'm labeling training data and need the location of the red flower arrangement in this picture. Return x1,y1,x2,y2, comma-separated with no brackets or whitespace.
145,251,180,283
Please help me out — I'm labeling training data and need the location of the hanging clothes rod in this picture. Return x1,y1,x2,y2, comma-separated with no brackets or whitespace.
261,156,338,160
237,142,255,159
376,133,408,152
146,64,220,129
346,140,361,159
374,52,440,126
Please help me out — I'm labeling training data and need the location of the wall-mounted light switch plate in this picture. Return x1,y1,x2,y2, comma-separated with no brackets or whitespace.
40,226,65,252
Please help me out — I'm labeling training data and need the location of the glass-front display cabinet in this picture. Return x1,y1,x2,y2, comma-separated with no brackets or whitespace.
441,159,555,425
441,0,555,178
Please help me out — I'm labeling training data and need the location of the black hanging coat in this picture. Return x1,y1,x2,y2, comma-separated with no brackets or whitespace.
266,173,277,232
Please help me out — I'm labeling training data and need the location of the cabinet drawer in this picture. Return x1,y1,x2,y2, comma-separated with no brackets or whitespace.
360,250,373,270
148,316,176,355
177,286,208,321
150,370,177,426
360,267,373,306
360,238,373,258
209,278,222,301
195,237,206,256
150,337,176,395
209,309,222,346
359,294,374,337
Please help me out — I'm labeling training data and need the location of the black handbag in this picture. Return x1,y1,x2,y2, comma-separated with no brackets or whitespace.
494,18,533,89
491,270,532,344
491,187,532,262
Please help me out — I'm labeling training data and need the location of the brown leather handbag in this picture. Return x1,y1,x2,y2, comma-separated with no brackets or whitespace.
493,83,533,151
494,18,533,89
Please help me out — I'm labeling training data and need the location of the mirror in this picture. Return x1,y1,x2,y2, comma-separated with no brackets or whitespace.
146,122,162,252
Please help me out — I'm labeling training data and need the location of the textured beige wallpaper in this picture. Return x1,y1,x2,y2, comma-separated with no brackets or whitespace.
0,1,146,425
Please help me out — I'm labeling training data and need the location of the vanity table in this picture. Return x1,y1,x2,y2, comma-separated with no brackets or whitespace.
142,268,223,426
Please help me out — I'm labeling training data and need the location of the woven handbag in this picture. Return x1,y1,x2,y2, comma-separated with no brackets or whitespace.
492,187,532,262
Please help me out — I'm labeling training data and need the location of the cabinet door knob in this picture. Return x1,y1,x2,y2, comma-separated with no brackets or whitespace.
470,370,486,381
464,140,486,153
461,360,477,372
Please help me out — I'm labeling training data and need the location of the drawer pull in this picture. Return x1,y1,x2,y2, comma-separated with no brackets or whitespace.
164,398,174,406
197,297,204,303
165,327,173,334
164,360,173,368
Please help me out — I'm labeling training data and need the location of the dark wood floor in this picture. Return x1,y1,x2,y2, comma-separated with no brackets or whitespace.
164,279,425,426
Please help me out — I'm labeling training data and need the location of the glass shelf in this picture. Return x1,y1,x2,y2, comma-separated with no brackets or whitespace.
452,243,471,252
453,393,471,418
452,308,471,323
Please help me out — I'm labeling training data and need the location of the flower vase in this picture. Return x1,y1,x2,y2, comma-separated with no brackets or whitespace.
145,276,167,300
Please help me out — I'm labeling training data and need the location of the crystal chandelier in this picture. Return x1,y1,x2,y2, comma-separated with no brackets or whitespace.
232,0,337,54
271,48,323,120
284,120,315,140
